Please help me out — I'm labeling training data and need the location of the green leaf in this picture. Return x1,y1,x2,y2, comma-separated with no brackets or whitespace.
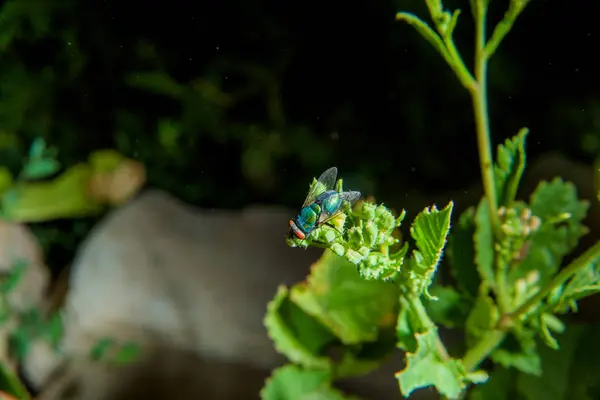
112,342,140,365
22,138,60,180
553,243,600,313
42,312,63,350
395,13,451,66
511,178,589,284
529,178,588,233
0,259,27,293
10,328,31,361
407,201,454,298
536,313,564,350
333,327,397,379
21,158,61,180
474,200,495,288
290,251,398,345
424,285,470,329
473,323,600,400
448,206,480,298
261,365,352,400
90,338,115,361
0,361,31,400
28,137,47,159
264,286,335,369
494,128,528,207
492,330,541,376
516,326,582,400
395,329,466,399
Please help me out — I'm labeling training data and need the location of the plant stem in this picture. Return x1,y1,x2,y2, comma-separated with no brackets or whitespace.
463,240,600,372
470,2,499,237
509,240,600,321
470,1,511,316
461,329,506,371
404,294,450,360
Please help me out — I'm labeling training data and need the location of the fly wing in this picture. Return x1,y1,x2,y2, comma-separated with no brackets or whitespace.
318,190,362,225
302,166,338,208
338,191,361,207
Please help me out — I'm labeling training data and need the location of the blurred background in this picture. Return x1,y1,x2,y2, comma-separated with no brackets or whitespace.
0,0,598,272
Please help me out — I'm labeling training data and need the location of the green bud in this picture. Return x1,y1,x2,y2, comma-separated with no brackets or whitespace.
330,243,345,257
359,252,397,280
359,202,376,221
375,205,395,229
347,226,364,247
346,249,366,265
363,220,378,247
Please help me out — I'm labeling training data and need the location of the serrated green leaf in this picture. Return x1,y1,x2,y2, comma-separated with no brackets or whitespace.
529,178,588,225
395,329,466,399
425,285,470,329
494,129,528,207
290,251,398,345
407,201,454,298
264,286,335,369
448,206,480,298
474,200,495,288
512,179,589,285
554,243,600,313
261,365,352,400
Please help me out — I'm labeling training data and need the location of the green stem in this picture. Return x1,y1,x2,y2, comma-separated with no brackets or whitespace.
510,241,600,321
470,2,499,237
404,294,450,360
461,329,506,372
463,241,600,372
471,1,510,315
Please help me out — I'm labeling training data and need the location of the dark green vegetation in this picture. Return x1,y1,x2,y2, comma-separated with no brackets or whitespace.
262,1,600,399
1,0,600,399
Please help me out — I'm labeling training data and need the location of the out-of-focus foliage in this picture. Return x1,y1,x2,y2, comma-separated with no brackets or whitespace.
0,0,595,219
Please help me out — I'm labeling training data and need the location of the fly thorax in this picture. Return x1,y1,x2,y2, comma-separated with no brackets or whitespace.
297,204,321,231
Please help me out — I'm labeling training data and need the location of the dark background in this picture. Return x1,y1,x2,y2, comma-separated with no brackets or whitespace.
0,0,597,266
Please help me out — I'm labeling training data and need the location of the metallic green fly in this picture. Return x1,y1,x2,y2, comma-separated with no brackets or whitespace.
288,167,361,241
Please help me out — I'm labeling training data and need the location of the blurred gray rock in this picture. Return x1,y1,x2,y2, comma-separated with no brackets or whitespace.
25,189,407,399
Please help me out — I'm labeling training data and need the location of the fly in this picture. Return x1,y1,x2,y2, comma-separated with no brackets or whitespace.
289,167,361,241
